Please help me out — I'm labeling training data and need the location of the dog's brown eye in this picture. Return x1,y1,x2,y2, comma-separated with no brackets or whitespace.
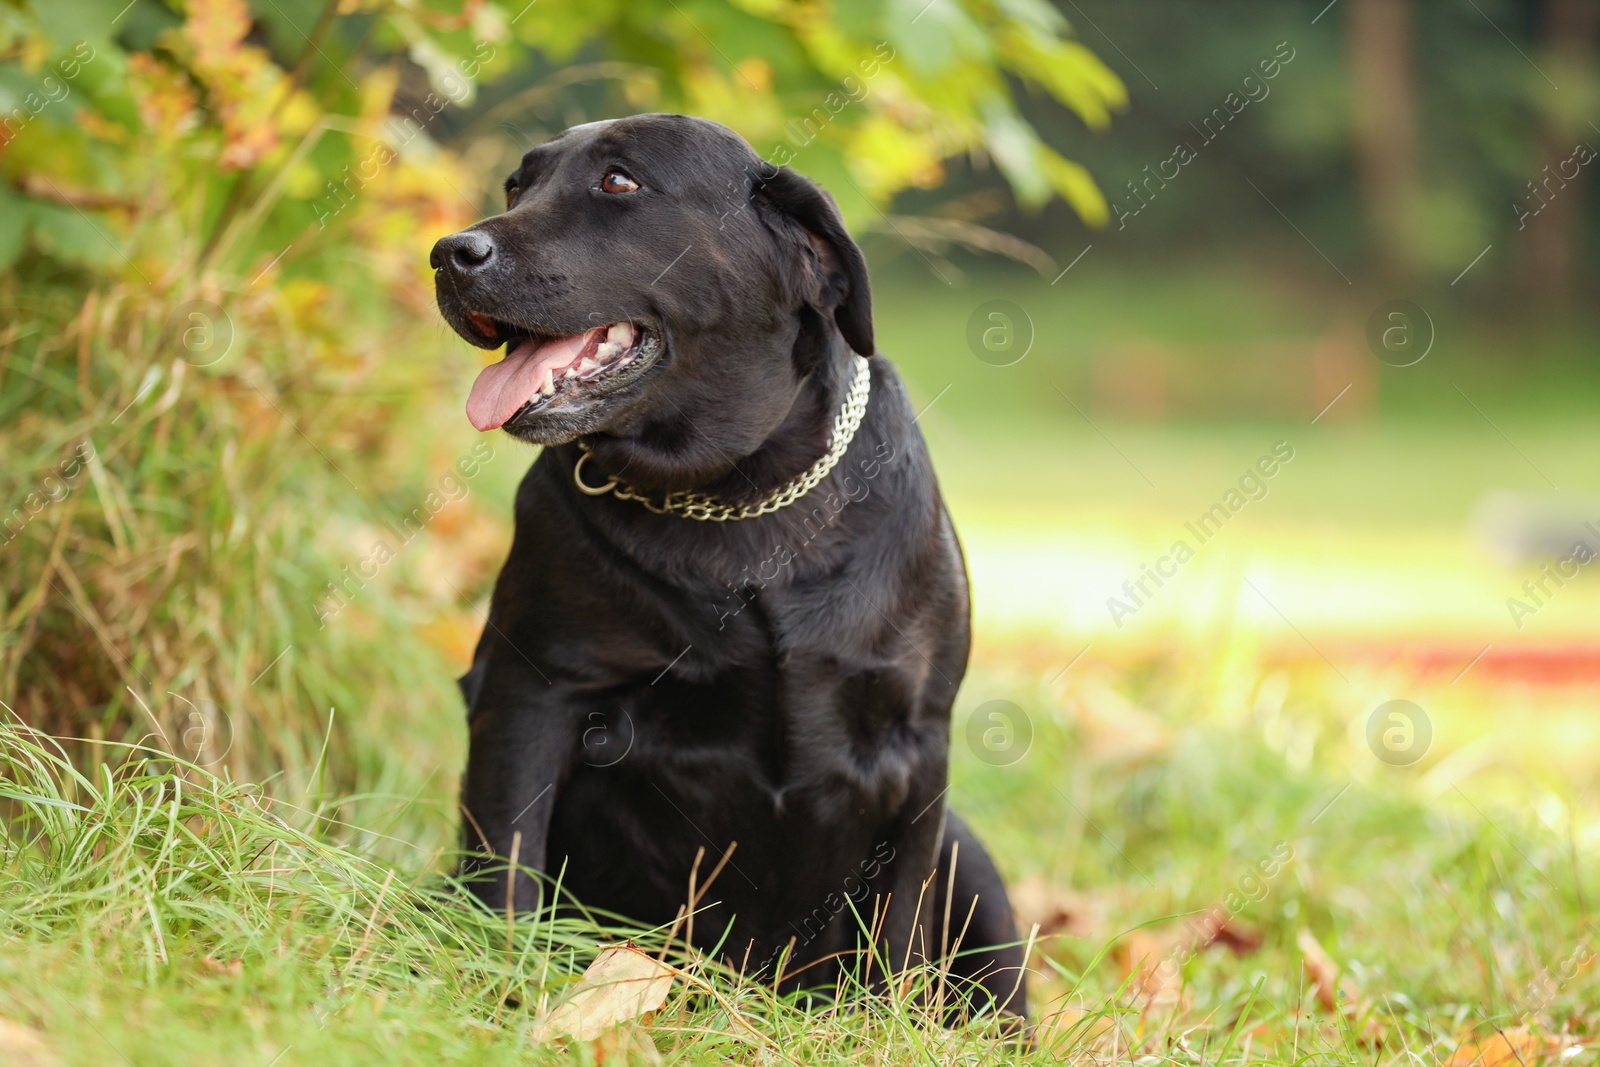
601,170,639,194
505,184,519,210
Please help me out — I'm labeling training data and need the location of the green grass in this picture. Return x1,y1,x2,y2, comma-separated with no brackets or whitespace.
4,624,1596,1065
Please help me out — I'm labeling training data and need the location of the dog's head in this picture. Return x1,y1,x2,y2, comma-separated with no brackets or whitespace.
431,114,873,481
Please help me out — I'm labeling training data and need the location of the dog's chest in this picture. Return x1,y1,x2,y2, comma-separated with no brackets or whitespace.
586,583,930,819
549,652,923,930
561,648,927,895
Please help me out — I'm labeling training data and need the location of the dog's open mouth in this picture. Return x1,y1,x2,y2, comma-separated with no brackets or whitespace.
464,319,660,432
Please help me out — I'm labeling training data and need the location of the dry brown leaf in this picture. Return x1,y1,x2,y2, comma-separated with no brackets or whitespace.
1296,928,1382,1045
530,943,677,1045
1297,928,1353,1014
1211,917,1265,955
200,955,242,977
1117,929,1174,978
591,1026,663,1066
0,1018,58,1067
1447,1026,1554,1067
1008,877,1106,940
1116,929,1186,1014
1110,910,1267,1022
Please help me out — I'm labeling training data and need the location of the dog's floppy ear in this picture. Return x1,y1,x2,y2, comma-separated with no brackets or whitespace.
755,165,875,357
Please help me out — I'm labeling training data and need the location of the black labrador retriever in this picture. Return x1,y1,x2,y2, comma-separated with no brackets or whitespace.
430,113,1026,1020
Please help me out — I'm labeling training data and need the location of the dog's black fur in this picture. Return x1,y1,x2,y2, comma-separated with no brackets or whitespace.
430,113,1026,1019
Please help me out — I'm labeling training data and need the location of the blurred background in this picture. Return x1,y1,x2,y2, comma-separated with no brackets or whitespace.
3,0,1600,1052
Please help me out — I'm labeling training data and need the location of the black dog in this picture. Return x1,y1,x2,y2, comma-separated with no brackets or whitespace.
430,113,1026,1020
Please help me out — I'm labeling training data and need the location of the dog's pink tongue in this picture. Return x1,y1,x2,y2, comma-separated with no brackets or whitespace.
465,332,593,431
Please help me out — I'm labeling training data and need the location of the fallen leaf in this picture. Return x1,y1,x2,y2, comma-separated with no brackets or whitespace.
200,956,242,977
592,1027,663,1065
1116,929,1186,1014
1452,1023,1548,1067
1110,910,1267,1021
530,943,677,1044
1297,928,1354,1015
1296,928,1381,1045
0,1018,58,1067
1008,876,1106,940
1448,1027,1555,1067
1211,917,1265,955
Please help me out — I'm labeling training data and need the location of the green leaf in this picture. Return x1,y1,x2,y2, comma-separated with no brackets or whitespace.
983,103,1050,208
996,0,1066,38
29,201,121,269
886,0,989,77
1038,146,1109,227
30,0,117,50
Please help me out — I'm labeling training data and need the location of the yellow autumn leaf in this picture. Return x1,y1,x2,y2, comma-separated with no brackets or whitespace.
183,0,286,169
184,0,252,70
530,944,677,1045
126,53,200,144
1448,1027,1553,1067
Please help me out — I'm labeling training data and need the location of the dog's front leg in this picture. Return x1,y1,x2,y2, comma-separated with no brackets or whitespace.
873,762,950,989
458,668,582,912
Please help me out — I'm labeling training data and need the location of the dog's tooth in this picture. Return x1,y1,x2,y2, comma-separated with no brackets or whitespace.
540,368,555,395
606,322,633,347
563,364,579,379
579,357,599,374
596,342,619,361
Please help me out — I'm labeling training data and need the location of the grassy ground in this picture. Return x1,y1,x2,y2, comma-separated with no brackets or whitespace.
3,640,1595,1066
4,264,1598,1064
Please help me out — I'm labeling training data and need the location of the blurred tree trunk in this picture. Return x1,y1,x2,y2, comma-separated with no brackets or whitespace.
1523,0,1599,304
1347,0,1420,283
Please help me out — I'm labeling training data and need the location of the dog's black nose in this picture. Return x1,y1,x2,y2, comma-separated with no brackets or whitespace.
430,231,496,273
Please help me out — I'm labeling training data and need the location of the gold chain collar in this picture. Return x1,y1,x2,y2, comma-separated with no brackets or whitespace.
572,355,872,522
